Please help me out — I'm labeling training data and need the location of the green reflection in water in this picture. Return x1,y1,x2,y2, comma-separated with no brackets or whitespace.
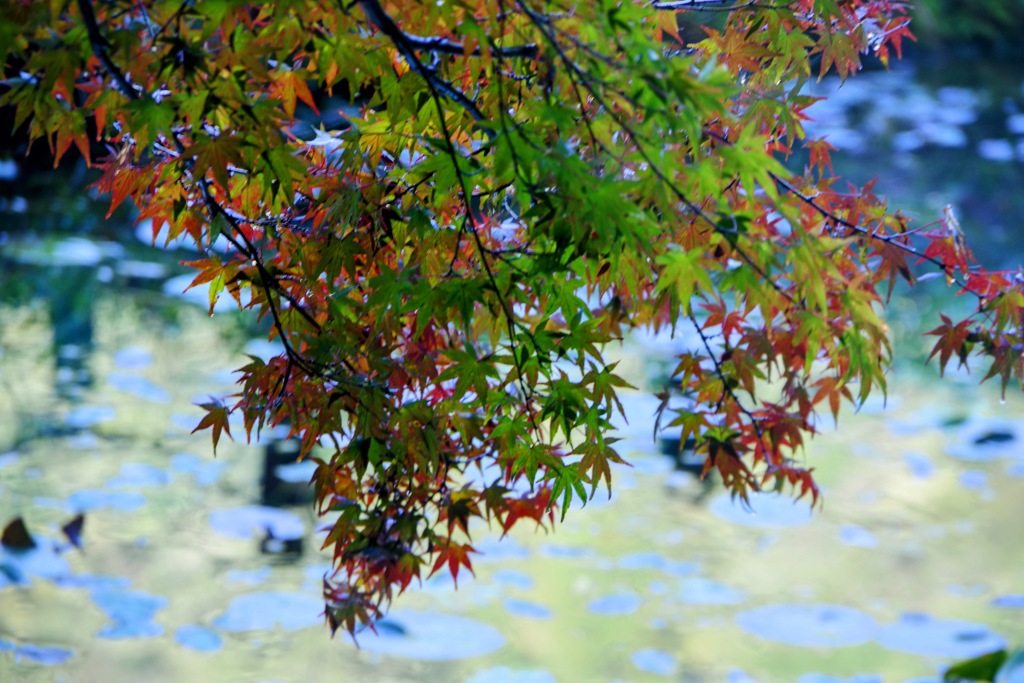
0,253,1023,683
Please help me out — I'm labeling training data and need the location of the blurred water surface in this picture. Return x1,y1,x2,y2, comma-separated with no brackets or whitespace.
2,55,1024,683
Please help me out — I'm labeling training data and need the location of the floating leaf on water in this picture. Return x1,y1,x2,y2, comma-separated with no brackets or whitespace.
61,513,85,551
1,517,36,551
943,648,1007,682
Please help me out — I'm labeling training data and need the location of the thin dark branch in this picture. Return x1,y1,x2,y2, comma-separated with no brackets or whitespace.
651,0,787,10
401,33,538,59
358,0,486,121
76,0,140,100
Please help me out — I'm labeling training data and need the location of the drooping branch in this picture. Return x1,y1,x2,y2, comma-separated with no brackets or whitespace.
356,0,486,121
401,32,538,60
76,0,140,100
651,0,787,10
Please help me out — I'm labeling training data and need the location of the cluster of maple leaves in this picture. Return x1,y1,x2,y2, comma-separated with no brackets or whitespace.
2,0,1022,633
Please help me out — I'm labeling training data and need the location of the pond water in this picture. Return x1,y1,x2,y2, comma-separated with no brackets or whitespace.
2,55,1024,683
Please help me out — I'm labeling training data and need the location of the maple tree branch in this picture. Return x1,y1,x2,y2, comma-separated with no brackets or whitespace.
81,0,363,389
76,0,140,100
651,0,789,10
688,312,759,423
520,4,797,315
417,68,544,434
768,170,990,303
400,32,539,60
357,0,486,121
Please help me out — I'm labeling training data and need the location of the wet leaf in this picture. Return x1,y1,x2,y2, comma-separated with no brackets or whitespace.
943,649,1006,682
61,513,86,551
1,517,36,551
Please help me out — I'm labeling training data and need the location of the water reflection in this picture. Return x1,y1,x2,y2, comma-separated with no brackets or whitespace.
876,613,1005,659
4,60,1024,679
1,242,1021,681
0,639,74,665
91,589,167,639
631,648,678,676
174,624,223,652
736,604,877,648
708,490,816,527
213,592,322,632
358,610,505,660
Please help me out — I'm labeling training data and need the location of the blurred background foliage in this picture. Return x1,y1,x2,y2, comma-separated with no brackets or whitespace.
913,0,1024,50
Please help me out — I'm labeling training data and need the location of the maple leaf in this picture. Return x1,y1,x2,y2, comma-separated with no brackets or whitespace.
192,398,232,454
430,540,476,587
925,314,973,376
190,136,244,190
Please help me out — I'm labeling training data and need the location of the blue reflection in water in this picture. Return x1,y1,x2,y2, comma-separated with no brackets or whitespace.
539,544,596,559
958,470,989,491
736,604,876,647
356,610,505,660
0,639,74,665
492,569,533,590
226,567,271,586
273,460,317,483
663,560,701,577
466,666,555,683
106,463,172,488
208,506,304,540
472,536,530,562
1007,462,1024,478
992,595,1024,608
0,536,71,586
503,598,551,619
617,551,666,570
875,613,1005,658
213,592,322,631
632,648,677,676
91,590,167,639
169,452,224,486
947,420,1019,462
709,492,815,528
55,574,131,592
68,489,147,512
113,346,153,370
66,433,99,450
903,453,934,479
175,625,223,652
839,525,878,549
107,373,171,403
588,593,642,615
64,405,116,429
678,577,746,605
